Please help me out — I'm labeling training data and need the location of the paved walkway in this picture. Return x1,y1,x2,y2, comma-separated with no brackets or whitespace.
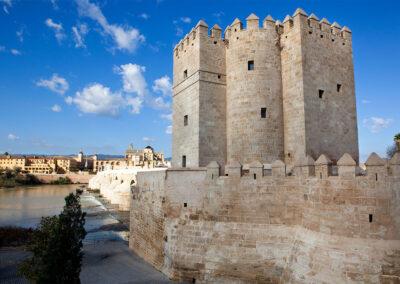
0,241,172,284
82,240,172,283
0,192,174,283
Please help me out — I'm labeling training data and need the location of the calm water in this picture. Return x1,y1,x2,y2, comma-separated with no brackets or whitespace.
0,184,77,228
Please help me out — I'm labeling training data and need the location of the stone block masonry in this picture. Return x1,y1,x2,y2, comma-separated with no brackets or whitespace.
130,152,400,283
129,7,397,284
172,8,358,168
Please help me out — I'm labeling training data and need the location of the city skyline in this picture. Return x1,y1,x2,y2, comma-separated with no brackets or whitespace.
1,0,399,161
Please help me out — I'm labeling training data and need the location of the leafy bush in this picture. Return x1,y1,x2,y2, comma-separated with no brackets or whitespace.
19,193,86,283
0,169,41,187
50,176,72,185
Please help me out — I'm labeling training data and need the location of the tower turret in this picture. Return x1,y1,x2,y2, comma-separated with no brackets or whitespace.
226,13,284,164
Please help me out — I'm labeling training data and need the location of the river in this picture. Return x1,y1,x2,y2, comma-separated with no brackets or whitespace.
0,184,77,228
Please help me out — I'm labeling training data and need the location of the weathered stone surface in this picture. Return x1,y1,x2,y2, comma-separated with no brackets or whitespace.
130,167,400,283
133,8,395,284
172,8,359,168
365,152,386,166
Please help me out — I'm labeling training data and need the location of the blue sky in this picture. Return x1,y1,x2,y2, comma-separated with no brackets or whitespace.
0,0,398,160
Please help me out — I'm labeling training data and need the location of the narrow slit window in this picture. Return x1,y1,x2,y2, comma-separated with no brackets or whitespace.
184,202,187,208
183,69,188,79
248,60,254,71
184,115,188,126
369,214,373,223
253,173,256,180
182,155,186,167
337,84,342,92
319,89,324,99
261,107,267,118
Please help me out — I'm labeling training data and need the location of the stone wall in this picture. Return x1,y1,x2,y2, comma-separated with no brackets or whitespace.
173,21,227,168
129,170,167,269
130,153,400,283
172,9,359,168
34,172,92,184
226,15,284,164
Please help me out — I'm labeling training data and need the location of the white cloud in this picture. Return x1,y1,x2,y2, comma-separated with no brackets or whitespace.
1,0,12,14
36,74,69,95
174,17,191,36
362,99,371,104
51,104,62,112
0,46,5,52
7,133,19,140
16,29,24,42
152,75,172,96
126,96,143,114
363,117,393,133
150,96,170,109
65,96,73,105
160,113,172,121
175,27,183,36
45,18,66,43
139,13,149,20
212,11,225,23
10,49,21,55
142,137,155,142
76,0,145,52
50,0,58,9
165,125,172,134
72,24,89,48
180,17,191,24
116,63,148,96
69,83,125,116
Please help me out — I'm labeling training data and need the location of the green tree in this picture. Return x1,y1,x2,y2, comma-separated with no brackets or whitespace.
395,133,400,141
387,144,397,158
19,193,86,283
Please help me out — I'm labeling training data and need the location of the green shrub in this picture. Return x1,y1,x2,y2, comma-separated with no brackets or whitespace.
0,169,42,187
50,176,72,185
19,193,86,283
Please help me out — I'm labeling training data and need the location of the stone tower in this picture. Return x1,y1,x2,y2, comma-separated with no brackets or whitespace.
172,20,226,168
172,8,359,168
280,9,359,165
225,14,284,164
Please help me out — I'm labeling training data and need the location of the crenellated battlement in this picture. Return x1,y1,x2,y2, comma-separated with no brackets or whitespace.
173,6,359,174
174,8,351,59
131,150,400,282
205,152,400,181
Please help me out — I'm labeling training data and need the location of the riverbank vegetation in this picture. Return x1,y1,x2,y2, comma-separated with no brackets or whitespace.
0,168,41,188
50,176,72,185
19,192,86,282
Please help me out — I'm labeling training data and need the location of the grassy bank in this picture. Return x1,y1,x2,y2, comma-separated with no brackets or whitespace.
0,169,42,188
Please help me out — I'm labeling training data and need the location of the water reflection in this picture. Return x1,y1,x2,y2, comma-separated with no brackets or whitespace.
0,185,77,228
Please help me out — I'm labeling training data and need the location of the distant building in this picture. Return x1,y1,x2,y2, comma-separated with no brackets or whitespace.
93,144,166,172
0,154,80,174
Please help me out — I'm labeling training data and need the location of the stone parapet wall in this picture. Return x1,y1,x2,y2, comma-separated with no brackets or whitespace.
34,173,93,184
129,152,400,282
129,170,167,270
